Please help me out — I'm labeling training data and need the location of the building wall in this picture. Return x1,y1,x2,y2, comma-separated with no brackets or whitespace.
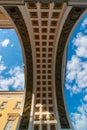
0,91,24,130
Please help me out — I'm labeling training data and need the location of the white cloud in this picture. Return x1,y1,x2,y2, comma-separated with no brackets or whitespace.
83,95,87,101
66,32,87,95
66,84,81,96
0,66,24,90
66,56,87,95
66,17,87,130
0,39,10,47
73,33,87,58
71,103,87,130
81,18,87,29
0,64,7,73
9,66,24,90
66,55,81,82
0,56,7,73
0,56,2,61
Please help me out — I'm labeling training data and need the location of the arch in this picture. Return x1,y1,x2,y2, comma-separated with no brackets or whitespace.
0,2,86,130
55,7,86,129
3,6,33,129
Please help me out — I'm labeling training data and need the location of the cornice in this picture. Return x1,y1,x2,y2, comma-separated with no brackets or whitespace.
0,0,67,5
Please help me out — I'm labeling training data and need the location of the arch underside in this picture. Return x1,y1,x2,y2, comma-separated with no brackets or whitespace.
4,6,33,129
55,7,85,129
1,3,85,130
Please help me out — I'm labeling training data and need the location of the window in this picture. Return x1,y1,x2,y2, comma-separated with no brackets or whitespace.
4,120,14,130
5,113,19,129
15,102,21,109
0,102,7,109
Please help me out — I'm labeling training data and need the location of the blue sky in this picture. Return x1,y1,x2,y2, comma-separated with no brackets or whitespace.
65,14,87,130
0,15,87,130
0,29,24,91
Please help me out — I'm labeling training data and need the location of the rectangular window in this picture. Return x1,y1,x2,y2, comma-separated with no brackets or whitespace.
0,102,7,109
4,120,14,130
15,102,21,109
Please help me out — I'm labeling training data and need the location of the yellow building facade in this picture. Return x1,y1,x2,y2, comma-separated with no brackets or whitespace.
0,91,24,130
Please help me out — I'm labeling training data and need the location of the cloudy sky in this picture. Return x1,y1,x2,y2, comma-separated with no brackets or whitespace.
0,29,24,91
0,14,87,130
65,14,87,130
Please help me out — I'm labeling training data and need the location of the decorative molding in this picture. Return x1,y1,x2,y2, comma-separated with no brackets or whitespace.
0,0,24,5
68,0,87,6
55,7,85,129
24,0,67,3
0,0,67,5
4,6,33,130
